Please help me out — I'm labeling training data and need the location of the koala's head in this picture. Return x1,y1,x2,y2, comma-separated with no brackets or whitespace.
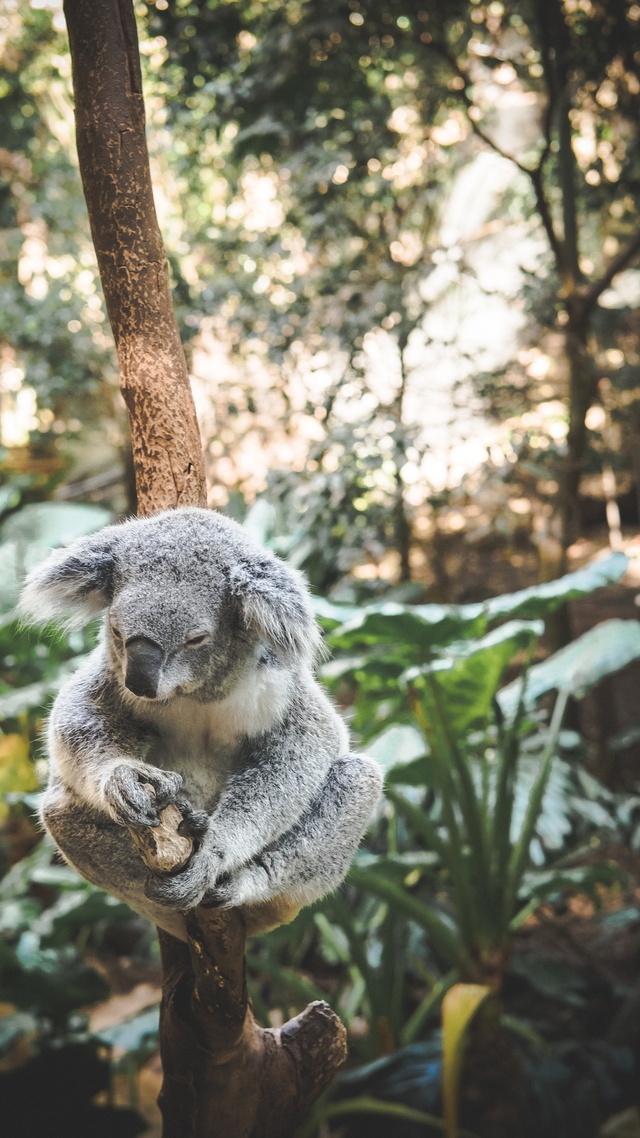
19,508,321,702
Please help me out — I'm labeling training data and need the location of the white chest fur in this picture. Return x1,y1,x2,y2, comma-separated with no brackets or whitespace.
145,663,293,808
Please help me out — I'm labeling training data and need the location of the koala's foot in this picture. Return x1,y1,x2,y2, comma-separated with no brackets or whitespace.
104,764,183,829
143,845,215,910
205,755,383,914
202,862,271,909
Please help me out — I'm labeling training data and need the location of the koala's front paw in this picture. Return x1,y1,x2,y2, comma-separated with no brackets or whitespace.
144,848,214,910
104,765,183,829
176,799,210,842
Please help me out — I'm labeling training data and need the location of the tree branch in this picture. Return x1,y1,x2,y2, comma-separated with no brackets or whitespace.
581,225,640,316
427,39,567,278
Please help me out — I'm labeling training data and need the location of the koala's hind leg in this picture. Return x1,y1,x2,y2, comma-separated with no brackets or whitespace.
213,755,383,935
41,783,188,942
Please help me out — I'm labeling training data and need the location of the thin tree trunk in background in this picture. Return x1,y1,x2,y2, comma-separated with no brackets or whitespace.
559,304,594,553
63,1,347,1133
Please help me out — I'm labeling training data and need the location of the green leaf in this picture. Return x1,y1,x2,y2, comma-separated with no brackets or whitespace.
96,1006,160,1071
321,554,626,665
368,724,427,773
384,786,448,862
400,970,458,1046
0,504,111,613
347,864,464,967
484,552,628,621
500,620,640,714
32,887,134,946
508,955,588,1006
0,657,88,719
311,596,361,627
517,861,626,909
404,621,543,739
329,603,487,654
386,755,432,786
503,690,570,922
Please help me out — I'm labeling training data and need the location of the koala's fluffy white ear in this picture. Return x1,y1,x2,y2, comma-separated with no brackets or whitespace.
18,530,116,630
229,557,323,664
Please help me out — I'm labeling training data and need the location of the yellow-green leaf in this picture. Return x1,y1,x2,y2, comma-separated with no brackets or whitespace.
0,734,37,821
442,982,492,1138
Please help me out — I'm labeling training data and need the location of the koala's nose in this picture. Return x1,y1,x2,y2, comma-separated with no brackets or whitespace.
124,637,164,699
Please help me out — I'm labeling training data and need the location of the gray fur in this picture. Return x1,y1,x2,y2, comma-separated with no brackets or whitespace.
20,508,383,939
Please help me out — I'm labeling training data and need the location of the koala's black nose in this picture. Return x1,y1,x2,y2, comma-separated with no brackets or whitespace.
124,637,164,699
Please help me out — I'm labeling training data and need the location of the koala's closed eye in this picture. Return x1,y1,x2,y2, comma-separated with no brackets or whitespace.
184,632,210,648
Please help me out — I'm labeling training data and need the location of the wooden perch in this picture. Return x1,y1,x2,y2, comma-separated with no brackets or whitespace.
63,0,347,1133
132,801,347,1138
129,787,193,875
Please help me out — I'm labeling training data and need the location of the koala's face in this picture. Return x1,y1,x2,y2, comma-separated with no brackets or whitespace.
107,576,246,702
19,508,320,702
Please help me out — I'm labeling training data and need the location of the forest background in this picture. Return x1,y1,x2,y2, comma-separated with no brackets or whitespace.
2,1,640,1137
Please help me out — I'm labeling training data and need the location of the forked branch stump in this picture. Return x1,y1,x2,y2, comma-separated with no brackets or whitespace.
62,0,347,1133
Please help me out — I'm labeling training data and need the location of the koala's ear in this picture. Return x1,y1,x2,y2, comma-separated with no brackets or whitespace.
229,557,323,663
18,529,117,629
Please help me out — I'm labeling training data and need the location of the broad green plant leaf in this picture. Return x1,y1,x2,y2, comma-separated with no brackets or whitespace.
97,1005,160,1071
328,603,487,652
367,723,427,773
322,553,627,661
500,619,640,715
442,983,492,1138
484,552,628,621
0,503,111,613
404,621,542,739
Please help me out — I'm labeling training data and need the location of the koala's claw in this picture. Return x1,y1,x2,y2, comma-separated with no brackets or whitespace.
104,766,160,829
144,855,209,910
200,874,232,908
176,800,210,840
139,768,183,809
201,863,273,910
104,765,184,830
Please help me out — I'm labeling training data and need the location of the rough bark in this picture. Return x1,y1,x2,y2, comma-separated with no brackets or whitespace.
64,0,206,515
63,1,347,1133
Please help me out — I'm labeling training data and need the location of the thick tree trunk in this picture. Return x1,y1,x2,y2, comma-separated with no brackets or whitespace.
64,0,206,514
63,1,347,1133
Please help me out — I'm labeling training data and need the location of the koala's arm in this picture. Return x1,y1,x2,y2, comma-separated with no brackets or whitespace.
145,676,353,912
205,680,350,876
47,653,183,829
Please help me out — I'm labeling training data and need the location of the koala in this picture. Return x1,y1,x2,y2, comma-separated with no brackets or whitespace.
19,507,382,940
